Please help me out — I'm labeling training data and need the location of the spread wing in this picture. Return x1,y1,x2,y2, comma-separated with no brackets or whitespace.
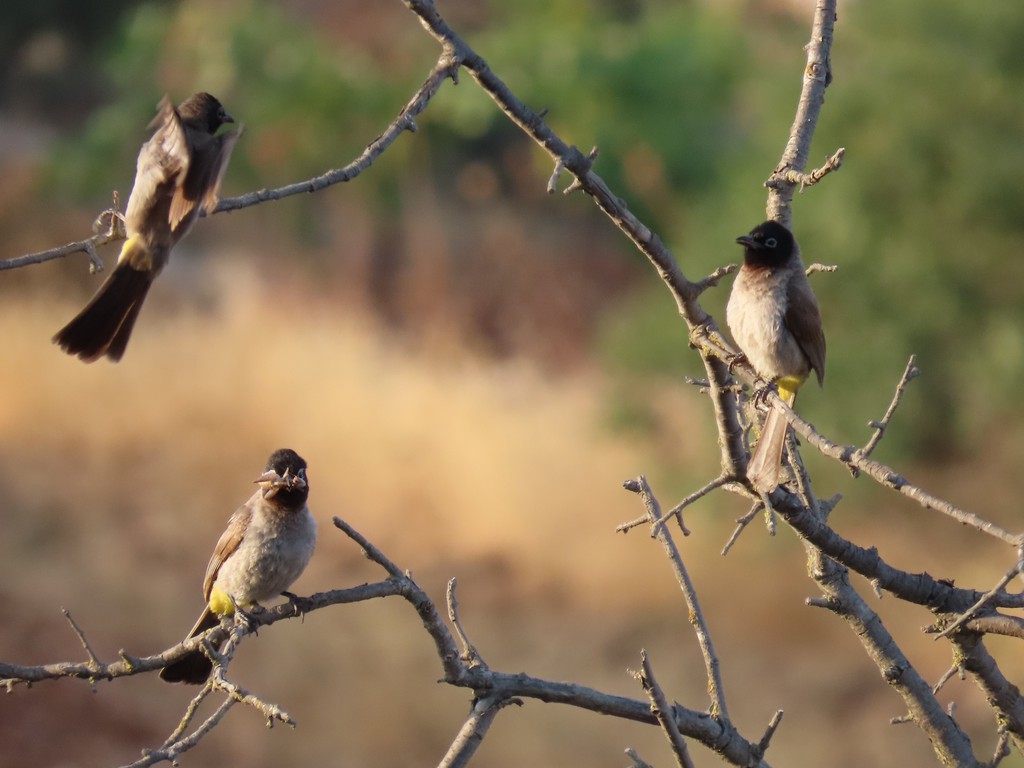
784,275,826,386
123,96,191,246
169,125,242,238
202,493,256,601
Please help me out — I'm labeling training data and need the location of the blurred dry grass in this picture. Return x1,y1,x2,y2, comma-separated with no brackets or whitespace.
0,255,1021,768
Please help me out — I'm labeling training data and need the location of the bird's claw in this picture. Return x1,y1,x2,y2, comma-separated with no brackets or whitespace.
281,591,310,619
233,603,264,635
751,379,778,411
726,351,746,375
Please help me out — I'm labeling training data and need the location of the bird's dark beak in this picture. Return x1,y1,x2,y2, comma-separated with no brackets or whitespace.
736,234,759,250
222,111,235,124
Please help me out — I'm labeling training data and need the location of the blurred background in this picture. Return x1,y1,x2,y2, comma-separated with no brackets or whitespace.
2,0,1024,766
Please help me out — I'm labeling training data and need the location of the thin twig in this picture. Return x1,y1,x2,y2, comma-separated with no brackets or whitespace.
123,695,237,768
211,665,296,727
651,475,731,536
447,578,485,667
721,502,763,556
936,565,1021,639
627,476,730,721
857,356,921,460
61,608,103,668
931,664,964,696
160,681,215,749
693,263,738,294
635,650,697,768
769,147,845,190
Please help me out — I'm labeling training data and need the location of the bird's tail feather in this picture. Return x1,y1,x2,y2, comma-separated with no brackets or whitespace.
159,608,221,685
747,388,799,494
53,261,152,363
747,405,789,494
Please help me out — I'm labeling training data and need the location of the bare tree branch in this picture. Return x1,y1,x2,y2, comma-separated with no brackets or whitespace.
764,0,839,225
437,693,520,768
0,203,121,272
804,550,978,765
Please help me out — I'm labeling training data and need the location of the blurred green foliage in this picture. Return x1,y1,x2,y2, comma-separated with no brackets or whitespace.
43,0,425,203
596,0,1024,462
27,0,1024,463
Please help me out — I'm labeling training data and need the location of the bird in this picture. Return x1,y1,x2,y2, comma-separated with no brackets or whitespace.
54,92,241,362
160,448,317,685
726,220,826,494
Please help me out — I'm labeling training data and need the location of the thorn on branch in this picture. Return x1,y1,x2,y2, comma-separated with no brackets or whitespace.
756,709,784,756
806,596,837,611
624,747,655,768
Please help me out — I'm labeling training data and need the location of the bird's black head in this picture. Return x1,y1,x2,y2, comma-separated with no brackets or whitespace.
259,448,309,508
736,220,796,268
178,92,234,133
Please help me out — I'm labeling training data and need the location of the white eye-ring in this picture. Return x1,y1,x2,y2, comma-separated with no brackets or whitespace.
765,237,778,248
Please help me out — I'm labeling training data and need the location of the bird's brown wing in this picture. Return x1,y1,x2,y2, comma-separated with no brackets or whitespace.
202,493,255,602
124,97,191,245
169,125,242,237
785,274,826,386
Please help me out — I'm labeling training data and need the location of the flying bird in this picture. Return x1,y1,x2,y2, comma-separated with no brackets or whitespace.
54,92,241,362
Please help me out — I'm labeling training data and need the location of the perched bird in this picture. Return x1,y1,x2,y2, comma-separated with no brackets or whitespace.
726,220,826,494
54,92,241,362
160,448,316,685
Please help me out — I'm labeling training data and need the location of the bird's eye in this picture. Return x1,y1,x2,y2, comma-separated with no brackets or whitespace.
765,237,778,248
